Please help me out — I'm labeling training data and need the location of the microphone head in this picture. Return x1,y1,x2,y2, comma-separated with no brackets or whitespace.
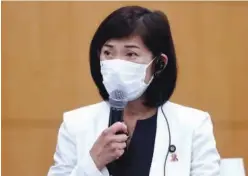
109,89,128,109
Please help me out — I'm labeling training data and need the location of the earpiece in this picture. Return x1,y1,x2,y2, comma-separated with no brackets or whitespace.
154,54,168,77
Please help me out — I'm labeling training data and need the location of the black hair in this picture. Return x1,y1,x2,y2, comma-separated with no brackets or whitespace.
89,5,177,108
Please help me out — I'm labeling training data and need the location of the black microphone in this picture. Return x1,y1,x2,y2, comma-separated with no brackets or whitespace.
107,90,128,175
108,89,128,133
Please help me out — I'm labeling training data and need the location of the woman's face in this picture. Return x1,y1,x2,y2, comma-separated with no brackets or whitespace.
100,35,154,83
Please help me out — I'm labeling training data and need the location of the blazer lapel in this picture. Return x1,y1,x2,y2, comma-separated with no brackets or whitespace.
153,102,191,176
95,102,110,136
82,102,111,176
149,106,170,176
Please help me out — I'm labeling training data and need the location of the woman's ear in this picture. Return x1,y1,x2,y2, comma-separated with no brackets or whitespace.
154,53,168,77
160,53,168,66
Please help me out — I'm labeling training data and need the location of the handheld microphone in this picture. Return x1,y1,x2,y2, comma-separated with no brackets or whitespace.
107,90,128,175
108,89,128,133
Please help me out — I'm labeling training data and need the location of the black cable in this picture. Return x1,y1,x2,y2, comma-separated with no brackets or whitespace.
161,105,171,176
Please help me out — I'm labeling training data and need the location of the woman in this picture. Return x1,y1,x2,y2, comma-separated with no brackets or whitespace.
48,6,220,176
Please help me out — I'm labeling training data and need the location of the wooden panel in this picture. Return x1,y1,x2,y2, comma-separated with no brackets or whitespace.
2,2,101,120
2,2,248,175
2,126,59,176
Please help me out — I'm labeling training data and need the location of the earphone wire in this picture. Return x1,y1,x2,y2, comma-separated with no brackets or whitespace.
161,105,171,176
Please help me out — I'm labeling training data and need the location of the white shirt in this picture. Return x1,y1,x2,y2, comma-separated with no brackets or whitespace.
47,101,221,176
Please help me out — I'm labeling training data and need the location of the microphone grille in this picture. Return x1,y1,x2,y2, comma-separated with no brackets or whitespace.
112,90,126,99
109,89,128,109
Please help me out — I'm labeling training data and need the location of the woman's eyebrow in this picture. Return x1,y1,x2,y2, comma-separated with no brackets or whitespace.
103,44,114,48
124,45,140,49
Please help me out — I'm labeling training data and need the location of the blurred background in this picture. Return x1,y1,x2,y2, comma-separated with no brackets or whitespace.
2,1,248,176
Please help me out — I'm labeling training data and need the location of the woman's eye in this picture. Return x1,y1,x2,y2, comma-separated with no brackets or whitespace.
127,52,138,57
103,50,110,56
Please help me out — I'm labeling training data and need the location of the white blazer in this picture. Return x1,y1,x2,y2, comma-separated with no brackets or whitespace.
48,101,221,176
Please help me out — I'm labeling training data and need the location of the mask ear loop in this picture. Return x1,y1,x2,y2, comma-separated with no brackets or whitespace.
146,57,156,68
144,58,156,85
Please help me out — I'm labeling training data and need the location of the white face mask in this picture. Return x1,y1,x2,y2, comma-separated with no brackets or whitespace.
100,59,154,101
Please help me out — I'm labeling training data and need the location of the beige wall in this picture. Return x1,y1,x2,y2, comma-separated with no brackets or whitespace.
2,2,248,175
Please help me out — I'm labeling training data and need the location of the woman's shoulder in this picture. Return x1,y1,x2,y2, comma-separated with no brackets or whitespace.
164,101,213,130
62,101,109,133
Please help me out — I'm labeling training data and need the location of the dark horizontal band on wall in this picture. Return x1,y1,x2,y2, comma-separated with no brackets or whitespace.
2,118,248,130
2,118,62,129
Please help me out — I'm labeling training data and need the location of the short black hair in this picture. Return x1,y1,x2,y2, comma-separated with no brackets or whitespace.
89,5,177,108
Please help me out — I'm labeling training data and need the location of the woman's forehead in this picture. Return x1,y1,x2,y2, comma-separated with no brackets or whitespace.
104,35,147,50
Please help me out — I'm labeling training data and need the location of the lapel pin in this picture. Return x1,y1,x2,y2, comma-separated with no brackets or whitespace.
170,153,178,162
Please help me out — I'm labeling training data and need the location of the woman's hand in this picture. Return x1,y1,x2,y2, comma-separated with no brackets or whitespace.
90,122,128,170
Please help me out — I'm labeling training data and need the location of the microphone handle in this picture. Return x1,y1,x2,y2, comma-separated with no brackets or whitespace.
109,107,124,135
107,107,127,175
